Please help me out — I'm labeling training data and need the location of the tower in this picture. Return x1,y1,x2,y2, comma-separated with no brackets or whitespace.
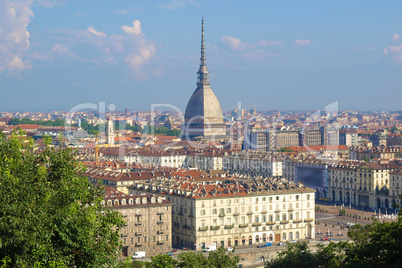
182,18,226,140
107,117,115,146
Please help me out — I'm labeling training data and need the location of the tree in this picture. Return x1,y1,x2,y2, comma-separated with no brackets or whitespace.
0,132,125,267
176,251,208,268
265,209,402,268
149,255,176,268
206,246,240,267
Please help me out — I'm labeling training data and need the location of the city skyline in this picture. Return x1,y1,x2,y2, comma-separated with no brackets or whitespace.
1,0,402,112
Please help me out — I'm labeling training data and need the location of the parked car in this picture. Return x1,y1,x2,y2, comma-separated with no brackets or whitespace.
321,237,330,241
278,242,286,246
180,246,189,250
167,252,173,256
289,240,297,243
132,251,146,259
257,242,272,248
227,247,234,252
329,238,338,242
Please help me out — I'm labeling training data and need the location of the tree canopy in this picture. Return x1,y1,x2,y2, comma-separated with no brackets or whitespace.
10,118,66,126
0,132,125,267
265,210,402,268
122,247,240,268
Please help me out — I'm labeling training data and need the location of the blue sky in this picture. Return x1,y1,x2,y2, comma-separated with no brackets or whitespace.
1,0,402,112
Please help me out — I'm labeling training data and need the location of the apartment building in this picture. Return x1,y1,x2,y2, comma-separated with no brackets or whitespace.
339,129,358,146
388,169,402,209
128,177,315,250
328,161,401,209
222,151,284,177
349,146,402,161
103,188,173,258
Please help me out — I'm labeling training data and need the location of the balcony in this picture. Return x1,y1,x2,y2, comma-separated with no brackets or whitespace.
280,220,289,224
135,243,142,247
210,226,220,231
135,213,142,217
157,212,163,215
157,221,164,225
304,218,314,222
261,210,267,214
247,211,253,215
252,222,262,227
219,213,225,217
233,212,240,216
157,230,164,234
135,222,142,226
198,226,208,232
266,222,275,225
224,224,235,229
157,241,164,245
135,233,142,236
239,223,249,228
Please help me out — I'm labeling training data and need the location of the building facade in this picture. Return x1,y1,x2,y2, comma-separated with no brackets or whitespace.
103,188,173,258
129,177,315,250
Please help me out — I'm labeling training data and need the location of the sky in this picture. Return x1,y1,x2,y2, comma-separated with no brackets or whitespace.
1,0,402,112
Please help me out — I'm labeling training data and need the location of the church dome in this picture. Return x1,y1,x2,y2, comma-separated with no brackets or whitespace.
182,18,226,140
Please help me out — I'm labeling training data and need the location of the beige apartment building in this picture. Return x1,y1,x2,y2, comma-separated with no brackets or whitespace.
129,177,315,250
328,161,401,209
103,188,174,258
389,169,402,208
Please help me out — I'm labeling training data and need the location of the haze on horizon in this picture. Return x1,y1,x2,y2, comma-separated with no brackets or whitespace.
1,0,402,113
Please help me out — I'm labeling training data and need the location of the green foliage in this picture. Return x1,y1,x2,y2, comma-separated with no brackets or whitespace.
278,147,293,152
143,125,181,137
10,118,66,126
124,124,143,133
42,133,53,146
266,210,402,268
177,251,208,268
0,133,125,267
339,209,346,216
72,121,102,136
149,255,176,268
206,246,240,267
143,247,239,268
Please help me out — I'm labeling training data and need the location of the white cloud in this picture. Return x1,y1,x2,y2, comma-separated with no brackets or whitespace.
158,0,199,10
121,20,142,35
0,0,33,73
87,26,106,37
126,44,156,69
295,39,311,46
383,43,402,61
48,20,157,79
52,44,75,57
221,36,244,51
392,33,400,41
8,56,26,70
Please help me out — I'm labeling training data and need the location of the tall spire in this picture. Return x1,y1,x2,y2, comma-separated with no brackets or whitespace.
201,17,206,66
197,16,210,86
